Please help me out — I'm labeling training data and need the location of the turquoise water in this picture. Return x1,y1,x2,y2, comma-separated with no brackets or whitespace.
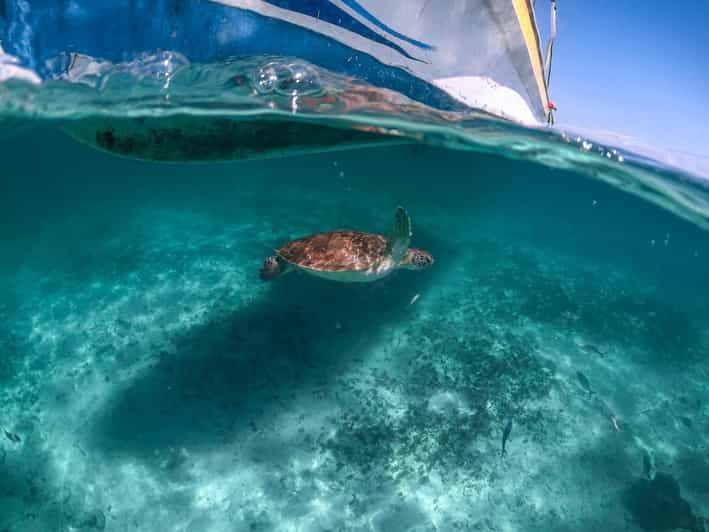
1,59,709,531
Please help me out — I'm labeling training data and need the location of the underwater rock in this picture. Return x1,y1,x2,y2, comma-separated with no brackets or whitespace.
622,472,701,531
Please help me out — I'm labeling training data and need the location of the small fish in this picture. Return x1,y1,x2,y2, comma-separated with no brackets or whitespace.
611,415,621,432
679,416,693,428
3,429,21,443
410,293,420,305
501,420,513,457
578,344,605,357
576,371,593,393
73,443,88,457
642,451,654,480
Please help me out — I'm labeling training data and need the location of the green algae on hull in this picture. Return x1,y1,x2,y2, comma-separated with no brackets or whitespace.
64,114,409,162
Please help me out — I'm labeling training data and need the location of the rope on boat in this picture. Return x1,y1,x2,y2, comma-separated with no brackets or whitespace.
545,0,558,125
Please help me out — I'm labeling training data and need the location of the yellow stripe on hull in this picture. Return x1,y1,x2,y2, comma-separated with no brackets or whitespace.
511,0,549,114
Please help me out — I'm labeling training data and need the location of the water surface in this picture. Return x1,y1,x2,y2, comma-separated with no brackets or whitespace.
1,57,708,532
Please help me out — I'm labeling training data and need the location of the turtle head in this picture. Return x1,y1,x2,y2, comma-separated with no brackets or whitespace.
260,255,286,281
401,248,434,270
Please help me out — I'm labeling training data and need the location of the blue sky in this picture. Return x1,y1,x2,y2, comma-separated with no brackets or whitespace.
537,1,709,159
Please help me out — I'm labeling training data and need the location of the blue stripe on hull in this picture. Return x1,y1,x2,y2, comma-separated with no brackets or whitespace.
262,0,426,61
340,0,434,50
0,0,462,110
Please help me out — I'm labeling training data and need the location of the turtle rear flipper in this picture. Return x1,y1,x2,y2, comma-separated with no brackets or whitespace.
386,206,412,264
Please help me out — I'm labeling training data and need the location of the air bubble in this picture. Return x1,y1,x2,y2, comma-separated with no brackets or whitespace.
253,60,322,97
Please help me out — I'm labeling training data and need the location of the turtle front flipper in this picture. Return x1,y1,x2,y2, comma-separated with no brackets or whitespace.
386,206,412,264
259,255,289,281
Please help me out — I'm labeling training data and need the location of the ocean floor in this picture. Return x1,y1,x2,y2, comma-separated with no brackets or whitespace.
1,134,708,531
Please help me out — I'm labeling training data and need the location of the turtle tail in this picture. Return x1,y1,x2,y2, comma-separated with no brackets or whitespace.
259,255,286,281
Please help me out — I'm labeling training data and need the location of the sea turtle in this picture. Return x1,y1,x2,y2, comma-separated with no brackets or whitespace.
259,207,434,282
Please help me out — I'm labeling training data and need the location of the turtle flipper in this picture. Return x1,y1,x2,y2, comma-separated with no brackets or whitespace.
386,207,412,264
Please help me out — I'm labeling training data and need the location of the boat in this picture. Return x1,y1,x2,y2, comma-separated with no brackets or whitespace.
0,0,557,160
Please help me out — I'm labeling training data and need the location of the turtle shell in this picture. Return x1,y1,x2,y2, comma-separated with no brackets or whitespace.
277,231,388,272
